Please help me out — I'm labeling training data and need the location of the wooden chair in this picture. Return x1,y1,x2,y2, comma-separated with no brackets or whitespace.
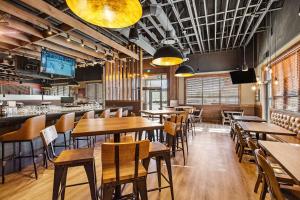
114,108,123,118
74,111,95,148
54,112,75,149
172,112,189,153
100,140,150,200
246,138,294,197
0,115,46,183
193,108,203,123
255,149,300,200
235,124,252,162
40,125,97,200
143,142,174,200
164,120,186,165
100,109,110,118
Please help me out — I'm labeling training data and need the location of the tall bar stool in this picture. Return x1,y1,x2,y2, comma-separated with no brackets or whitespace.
40,125,97,200
0,115,46,183
54,112,75,150
74,111,95,148
100,140,149,200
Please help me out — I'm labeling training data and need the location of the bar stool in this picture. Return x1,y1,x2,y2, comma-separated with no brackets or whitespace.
114,108,123,118
54,112,75,150
100,109,110,118
143,142,174,200
74,111,95,148
100,140,149,200
40,125,97,200
0,115,46,183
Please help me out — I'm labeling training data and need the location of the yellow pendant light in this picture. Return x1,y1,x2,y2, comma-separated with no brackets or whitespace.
66,0,143,29
152,45,184,66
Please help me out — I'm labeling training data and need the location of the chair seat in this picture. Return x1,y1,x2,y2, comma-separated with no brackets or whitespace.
281,185,300,200
149,142,169,153
108,135,134,143
0,130,28,142
54,148,94,166
267,157,295,184
102,162,147,184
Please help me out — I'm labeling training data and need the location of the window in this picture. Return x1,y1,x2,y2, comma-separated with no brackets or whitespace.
186,74,239,105
272,51,299,112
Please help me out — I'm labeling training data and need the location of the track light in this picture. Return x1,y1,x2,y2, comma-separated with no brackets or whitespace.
47,26,53,35
66,34,71,42
7,52,12,58
274,77,279,85
81,39,84,47
95,45,99,52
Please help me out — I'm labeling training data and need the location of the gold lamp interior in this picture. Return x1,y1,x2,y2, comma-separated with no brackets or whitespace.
152,57,184,66
66,0,143,29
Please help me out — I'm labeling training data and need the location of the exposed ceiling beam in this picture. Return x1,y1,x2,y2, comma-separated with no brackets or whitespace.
138,21,159,43
0,35,25,46
19,0,139,60
0,26,31,43
203,0,211,51
214,0,217,50
5,18,44,38
220,0,229,50
0,42,15,50
191,0,205,52
226,0,240,49
245,0,275,46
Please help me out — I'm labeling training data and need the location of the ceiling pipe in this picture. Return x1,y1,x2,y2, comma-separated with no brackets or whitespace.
143,3,183,49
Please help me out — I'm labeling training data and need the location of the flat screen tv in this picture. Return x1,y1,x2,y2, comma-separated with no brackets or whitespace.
40,50,75,77
230,68,257,84
61,97,74,104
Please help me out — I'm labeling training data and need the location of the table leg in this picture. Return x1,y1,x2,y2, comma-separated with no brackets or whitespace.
114,133,121,143
159,115,164,142
113,133,121,198
262,133,266,140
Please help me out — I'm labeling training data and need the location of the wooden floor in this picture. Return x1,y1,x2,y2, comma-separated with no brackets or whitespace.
0,123,265,200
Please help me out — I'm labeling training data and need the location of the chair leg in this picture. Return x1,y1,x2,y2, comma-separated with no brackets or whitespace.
260,178,267,200
102,184,114,200
63,133,67,149
137,177,148,200
184,130,189,153
239,146,244,163
155,156,162,192
30,141,38,180
180,133,186,165
84,161,97,200
60,167,68,200
254,173,262,193
19,142,22,171
2,142,5,184
53,165,64,200
163,152,174,200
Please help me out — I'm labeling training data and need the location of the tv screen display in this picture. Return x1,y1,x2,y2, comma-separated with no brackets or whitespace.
40,50,75,77
230,68,257,84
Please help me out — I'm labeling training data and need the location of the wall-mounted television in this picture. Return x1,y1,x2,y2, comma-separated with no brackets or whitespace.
40,50,75,77
230,68,257,84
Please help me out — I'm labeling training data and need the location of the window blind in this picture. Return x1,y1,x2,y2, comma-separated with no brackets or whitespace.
186,74,239,105
272,50,300,112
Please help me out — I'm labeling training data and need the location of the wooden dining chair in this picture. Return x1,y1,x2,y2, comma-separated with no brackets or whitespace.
235,124,252,162
0,115,46,183
100,109,110,118
246,138,294,197
54,112,75,150
74,110,95,148
164,120,186,165
100,140,150,200
114,108,123,118
255,149,300,200
40,125,97,200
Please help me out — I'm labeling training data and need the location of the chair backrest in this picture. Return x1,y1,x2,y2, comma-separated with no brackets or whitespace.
81,110,95,119
164,121,177,136
255,149,285,200
114,108,123,118
100,109,110,118
19,115,46,140
235,124,246,146
101,140,150,182
40,125,58,162
123,109,129,117
55,112,75,133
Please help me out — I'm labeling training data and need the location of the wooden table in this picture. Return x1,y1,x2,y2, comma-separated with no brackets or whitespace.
141,110,183,123
72,116,162,198
259,141,300,184
238,121,296,140
72,116,163,142
232,115,266,122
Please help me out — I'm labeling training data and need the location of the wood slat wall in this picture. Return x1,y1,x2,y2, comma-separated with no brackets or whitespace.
104,46,143,103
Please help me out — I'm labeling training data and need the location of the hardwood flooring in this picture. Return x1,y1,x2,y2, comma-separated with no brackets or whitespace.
0,123,264,200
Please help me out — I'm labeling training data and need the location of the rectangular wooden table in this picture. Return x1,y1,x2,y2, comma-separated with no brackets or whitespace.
72,116,163,142
258,141,300,184
232,115,266,122
238,121,296,140
141,110,184,123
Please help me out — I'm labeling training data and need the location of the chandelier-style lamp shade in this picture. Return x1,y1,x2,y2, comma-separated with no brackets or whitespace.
152,45,184,66
175,65,195,77
66,0,143,29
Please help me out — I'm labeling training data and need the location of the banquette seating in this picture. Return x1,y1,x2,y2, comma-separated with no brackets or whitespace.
269,109,300,143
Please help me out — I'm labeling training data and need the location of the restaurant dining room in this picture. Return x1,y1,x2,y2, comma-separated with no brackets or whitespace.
0,0,300,199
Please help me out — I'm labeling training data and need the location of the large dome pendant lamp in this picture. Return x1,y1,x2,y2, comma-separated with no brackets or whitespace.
66,0,143,29
175,64,195,77
152,45,184,66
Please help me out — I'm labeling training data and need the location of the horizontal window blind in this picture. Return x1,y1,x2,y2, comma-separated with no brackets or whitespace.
186,74,239,105
272,50,300,112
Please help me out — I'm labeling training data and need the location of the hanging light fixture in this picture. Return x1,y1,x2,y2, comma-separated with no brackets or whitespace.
129,26,139,42
175,65,195,77
242,46,248,71
66,0,142,29
152,45,184,66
